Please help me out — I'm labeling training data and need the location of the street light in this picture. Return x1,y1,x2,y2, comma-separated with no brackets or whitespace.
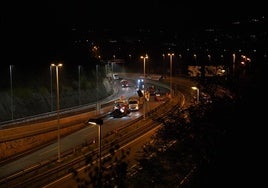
96,64,100,113
51,63,63,162
86,118,103,182
50,65,53,112
208,54,211,63
78,65,81,106
9,65,14,120
168,53,174,98
162,53,165,76
191,86,199,104
193,54,197,65
140,54,148,120
232,53,236,78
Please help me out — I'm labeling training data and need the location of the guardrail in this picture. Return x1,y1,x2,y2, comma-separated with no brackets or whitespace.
0,95,117,130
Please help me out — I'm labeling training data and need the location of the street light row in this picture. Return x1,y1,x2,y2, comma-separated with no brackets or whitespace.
7,52,178,122
7,60,199,165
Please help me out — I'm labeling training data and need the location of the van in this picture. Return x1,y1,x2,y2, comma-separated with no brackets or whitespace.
128,97,140,111
112,73,119,80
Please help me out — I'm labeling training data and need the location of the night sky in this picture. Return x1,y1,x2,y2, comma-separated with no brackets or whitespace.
2,1,264,31
1,0,266,67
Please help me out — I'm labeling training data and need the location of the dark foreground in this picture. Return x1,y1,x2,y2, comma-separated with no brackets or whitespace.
188,72,266,187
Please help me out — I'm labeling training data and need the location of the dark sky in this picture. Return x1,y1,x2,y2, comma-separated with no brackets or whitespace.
1,0,266,67
2,1,265,30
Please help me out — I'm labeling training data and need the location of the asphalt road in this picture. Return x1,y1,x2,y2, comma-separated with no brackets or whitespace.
0,76,170,179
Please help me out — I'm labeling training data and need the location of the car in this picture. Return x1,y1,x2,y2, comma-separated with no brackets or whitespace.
120,79,129,87
110,99,130,118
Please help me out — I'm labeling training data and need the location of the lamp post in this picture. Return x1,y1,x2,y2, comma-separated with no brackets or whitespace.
162,54,165,76
191,86,199,104
193,54,197,65
78,65,81,106
208,54,211,63
112,55,115,73
86,118,103,184
168,53,174,98
51,63,63,162
9,65,14,120
232,53,236,78
50,65,53,112
96,64,100,113
140,54,148,120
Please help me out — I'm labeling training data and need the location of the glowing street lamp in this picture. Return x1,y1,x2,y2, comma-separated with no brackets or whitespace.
50,65,54,112
232,53,236,77
86,118,103,181
193,54,197,64
51,63,63,162
168,53,174,97
208,54,211,62
140,54,148,120
162,53,165,75
191,86,199,104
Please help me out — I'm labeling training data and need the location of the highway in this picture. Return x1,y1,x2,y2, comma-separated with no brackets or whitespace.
0,74,198,187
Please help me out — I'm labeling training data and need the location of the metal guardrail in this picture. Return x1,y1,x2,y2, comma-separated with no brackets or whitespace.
0,97,117,129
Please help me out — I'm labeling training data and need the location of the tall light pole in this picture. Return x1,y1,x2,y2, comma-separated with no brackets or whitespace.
162,53,165,76
191,86,199,104
51,63,63,162
86,118,103,185
50,65,53,112
9,65,14,120
96,64,100,113
193,54,197,65
140,54,148,120
232,53,236,78
78,65,81,106
168,53,174,98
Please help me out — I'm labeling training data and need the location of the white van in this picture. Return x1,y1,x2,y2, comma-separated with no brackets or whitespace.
112,73,119,80
128,97,140,111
